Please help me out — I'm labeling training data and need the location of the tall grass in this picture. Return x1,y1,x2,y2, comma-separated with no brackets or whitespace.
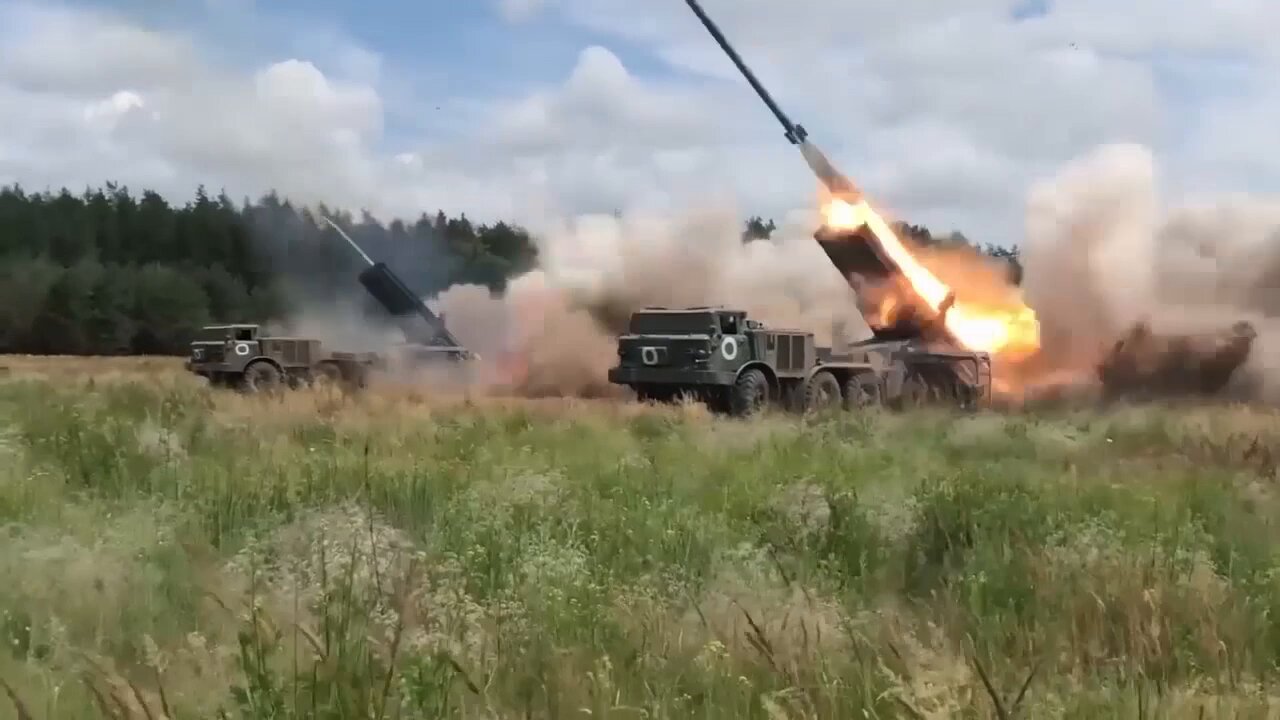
2,356,1280,718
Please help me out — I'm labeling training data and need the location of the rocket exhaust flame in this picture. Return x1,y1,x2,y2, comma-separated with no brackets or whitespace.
821,196,1040,359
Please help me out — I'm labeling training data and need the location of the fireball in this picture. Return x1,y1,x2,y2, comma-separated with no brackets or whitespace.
822,196,1041,362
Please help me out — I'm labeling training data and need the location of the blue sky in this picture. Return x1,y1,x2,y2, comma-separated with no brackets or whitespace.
80,0,684,154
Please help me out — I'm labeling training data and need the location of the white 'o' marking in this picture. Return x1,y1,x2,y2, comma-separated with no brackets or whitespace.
721,336,738,360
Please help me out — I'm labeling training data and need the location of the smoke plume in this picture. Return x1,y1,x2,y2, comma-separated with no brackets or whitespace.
1018,142,1280,400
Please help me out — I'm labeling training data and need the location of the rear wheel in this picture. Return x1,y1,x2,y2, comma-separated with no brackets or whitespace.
802,371,842,415
844,373,882,410
729,368,769,418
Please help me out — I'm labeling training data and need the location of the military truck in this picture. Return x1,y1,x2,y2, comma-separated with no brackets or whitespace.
607,306,991,417
185,323,382,392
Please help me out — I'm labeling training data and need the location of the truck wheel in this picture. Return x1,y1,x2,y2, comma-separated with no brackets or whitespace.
730,368,769,418
802,371,842,415
241,361,282,394
844,374,882,410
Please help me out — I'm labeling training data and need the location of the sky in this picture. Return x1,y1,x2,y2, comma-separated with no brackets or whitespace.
0,0,1276,250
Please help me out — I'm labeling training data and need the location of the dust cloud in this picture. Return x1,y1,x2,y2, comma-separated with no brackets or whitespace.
1018,142,1280,401
265,297,403,353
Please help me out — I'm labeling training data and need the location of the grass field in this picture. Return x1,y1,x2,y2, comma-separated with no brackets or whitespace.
2,355,1280,718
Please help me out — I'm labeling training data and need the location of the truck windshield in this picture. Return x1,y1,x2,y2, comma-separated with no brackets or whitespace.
628,312,717,334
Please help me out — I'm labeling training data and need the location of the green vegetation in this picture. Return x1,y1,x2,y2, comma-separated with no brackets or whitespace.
0,183,1022,357
0,358,1275,718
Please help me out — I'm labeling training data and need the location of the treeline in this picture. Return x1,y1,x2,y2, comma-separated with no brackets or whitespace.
0,183,1021,356
0,183,540,355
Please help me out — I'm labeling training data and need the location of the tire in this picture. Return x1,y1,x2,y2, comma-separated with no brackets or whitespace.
729,368,770,418
241,361,282,394
802,371,842,415
844,373,882,410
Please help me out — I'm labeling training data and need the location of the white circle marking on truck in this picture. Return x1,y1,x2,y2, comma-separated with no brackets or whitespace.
641,346,659,365
721,336,738,360
235,342,250,356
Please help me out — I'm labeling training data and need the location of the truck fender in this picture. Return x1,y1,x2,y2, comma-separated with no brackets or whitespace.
734,361,778,395
245,356,284,375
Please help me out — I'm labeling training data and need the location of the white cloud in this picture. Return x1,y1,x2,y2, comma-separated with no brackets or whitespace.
0,3,197,94
498,0,548,24
0,0,1278,257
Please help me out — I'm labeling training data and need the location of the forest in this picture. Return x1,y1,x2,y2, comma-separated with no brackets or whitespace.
0,182,1021,355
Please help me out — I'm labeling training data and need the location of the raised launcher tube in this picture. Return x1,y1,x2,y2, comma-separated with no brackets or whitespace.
323,216,465,349
356,263,464,348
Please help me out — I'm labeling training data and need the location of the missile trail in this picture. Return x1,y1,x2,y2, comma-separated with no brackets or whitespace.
322,216,376,268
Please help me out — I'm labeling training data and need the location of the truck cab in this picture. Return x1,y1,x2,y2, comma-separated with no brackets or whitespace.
187,323,261,372
609,306,748,387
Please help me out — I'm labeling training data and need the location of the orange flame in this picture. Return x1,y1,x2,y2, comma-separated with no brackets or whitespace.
822,196,1040,361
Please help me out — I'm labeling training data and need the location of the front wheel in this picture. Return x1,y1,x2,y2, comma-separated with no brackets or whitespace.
241,361,282,394
730,368,770,418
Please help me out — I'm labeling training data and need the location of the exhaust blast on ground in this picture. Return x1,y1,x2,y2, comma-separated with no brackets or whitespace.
1017,143,1277,404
